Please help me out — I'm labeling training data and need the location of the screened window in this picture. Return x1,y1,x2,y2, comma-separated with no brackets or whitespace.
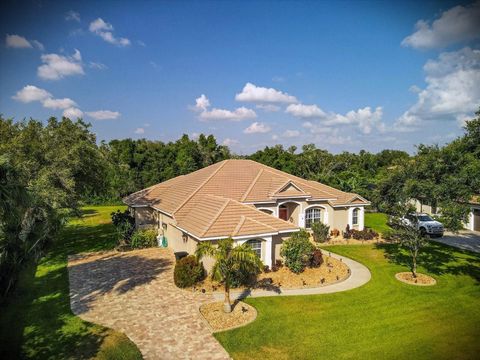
352,208,359,225
247,239,262,258
305,208,322,228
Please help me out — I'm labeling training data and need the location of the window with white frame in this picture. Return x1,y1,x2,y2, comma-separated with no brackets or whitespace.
352,208,359,226
305,207,322,228
246,239,262,258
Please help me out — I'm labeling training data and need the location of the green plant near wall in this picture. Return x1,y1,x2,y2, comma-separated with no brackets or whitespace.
130,229,157,249
311,222,330,243
280,230,315,273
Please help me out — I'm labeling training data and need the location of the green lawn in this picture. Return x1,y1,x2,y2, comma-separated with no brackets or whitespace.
215,243,480,360
0,205,142,360
365,212,391,234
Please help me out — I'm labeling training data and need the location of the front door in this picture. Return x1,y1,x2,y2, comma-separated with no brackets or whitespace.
279,207,288,221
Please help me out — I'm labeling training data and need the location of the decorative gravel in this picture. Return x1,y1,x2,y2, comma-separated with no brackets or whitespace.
395,272,436,286
193,255,349,293
199,301,257,332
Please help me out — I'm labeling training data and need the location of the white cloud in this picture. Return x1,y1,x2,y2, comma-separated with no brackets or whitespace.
88,61,107,70
134,127,145,134
37,50,84,80
395,47,480,130
194,94,210,111
272,76,285,83
324,106,384,134
282,129,300,138
193,94,256,121
302,121,333,134
12,85,51,102
42,97,77,109
222,138,239,146
201,107,256,121
65,10,81,22
243,122,271,134
63,107,83,119
402,2,480,49
5,34,43,50
89,18,131,47
85,110,121,120
5,34,32,48
256,104,281,112
235,83,297,103
286,103,326,118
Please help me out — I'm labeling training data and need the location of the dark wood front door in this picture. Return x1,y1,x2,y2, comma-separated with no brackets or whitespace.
279,207,288,221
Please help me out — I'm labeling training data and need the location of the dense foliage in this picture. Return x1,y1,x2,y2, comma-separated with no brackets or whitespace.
311,222,330,243
173,255,205,288
130,229,157,249
280,230,315,273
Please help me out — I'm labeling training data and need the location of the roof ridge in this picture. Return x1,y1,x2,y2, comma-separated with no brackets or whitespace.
232,215,247,237
243,216,278,232
240,168,264,201
201,197,230,237
173,160,228,214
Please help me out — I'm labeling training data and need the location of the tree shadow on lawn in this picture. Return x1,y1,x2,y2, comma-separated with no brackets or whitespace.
68,252,173,314
376,241,480,282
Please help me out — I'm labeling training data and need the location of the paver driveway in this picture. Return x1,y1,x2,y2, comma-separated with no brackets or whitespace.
67,248,230,360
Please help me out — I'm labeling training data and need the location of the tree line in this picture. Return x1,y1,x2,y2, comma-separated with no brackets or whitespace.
0,110,479,298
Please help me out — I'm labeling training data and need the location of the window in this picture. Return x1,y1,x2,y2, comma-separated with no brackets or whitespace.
305,208,322,228
352,208,359,225
247,239,262,258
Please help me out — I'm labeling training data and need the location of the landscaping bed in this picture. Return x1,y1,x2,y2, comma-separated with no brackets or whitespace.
395,272,436,286
200,301,257,332
192,255,349,293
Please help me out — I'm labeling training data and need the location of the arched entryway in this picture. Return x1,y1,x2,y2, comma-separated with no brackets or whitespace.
278,201,301,225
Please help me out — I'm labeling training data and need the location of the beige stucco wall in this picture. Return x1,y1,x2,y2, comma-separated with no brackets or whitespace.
134,207,156,227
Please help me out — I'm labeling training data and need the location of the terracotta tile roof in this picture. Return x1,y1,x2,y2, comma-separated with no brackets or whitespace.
123,159,369,239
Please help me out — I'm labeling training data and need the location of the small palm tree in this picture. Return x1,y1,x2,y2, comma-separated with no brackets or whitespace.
196,238,263,313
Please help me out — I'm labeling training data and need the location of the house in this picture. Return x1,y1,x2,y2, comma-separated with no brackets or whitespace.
123,159,370,268
411,196,480,232
465,196,480,232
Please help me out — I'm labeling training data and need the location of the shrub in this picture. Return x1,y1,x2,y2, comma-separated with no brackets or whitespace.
343,226,378,241
309,248,324,268
173,255,205,288
280,229,315,273
311,222,330,243
130,229,157,249
111,210,135,245
330,228,340,237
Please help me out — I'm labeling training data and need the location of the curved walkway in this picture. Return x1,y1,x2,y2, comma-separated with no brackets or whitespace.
213,251,371,301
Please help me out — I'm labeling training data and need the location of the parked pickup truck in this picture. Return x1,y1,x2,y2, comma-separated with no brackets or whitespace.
402,213,444,237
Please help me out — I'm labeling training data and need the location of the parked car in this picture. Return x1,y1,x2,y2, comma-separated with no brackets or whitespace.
401,213,444,237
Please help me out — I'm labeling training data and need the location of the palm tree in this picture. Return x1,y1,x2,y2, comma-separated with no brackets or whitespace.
196,238,263,313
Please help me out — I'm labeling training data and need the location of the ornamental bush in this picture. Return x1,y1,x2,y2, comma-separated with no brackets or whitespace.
280,229,315,273
173,255,205,288
311,222,330,243
130,229,157,249
309,248,324,267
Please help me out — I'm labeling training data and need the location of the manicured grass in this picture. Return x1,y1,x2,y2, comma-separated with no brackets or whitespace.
365,212,391,234
0,206,142,360
215,243,480,360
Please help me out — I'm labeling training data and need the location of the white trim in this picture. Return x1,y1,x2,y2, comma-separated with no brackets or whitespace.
303,204,329,228
272,195,311,199
348,206,364,230
307,198,337,201
332,203,369,208
257,207,275,215
277,200,303,226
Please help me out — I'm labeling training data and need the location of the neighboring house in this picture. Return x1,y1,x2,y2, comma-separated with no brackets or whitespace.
411,196,480,232
123,159,369,269
465,196,480,232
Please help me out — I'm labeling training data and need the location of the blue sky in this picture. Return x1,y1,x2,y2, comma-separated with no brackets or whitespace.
1,0,479,154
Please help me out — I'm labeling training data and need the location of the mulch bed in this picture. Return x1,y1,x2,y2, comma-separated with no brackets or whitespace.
199,301,257,332
395,272,436,286
193,255,349,293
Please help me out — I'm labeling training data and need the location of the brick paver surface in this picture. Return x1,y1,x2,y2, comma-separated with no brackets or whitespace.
67,248,230,360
